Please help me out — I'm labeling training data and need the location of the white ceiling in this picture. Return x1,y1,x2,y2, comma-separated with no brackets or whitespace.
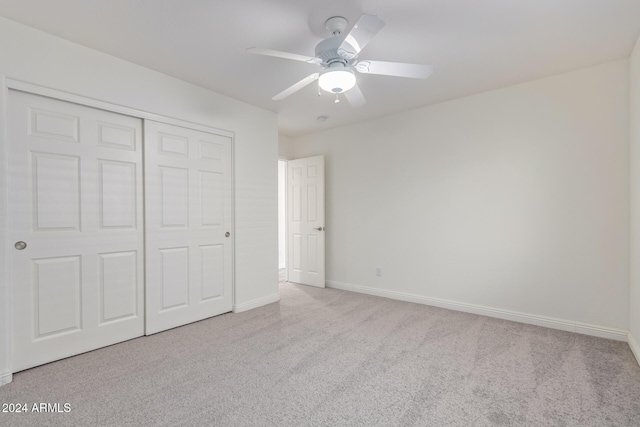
1,0,639,136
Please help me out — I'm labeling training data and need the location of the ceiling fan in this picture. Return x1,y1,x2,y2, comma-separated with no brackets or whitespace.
247,14,433,107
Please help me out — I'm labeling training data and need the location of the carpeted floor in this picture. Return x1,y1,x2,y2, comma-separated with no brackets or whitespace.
1,277,640,426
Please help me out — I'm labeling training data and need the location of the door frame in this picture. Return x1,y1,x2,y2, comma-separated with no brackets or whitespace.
0,77,236,383
1,75,10,386
278,157,288,282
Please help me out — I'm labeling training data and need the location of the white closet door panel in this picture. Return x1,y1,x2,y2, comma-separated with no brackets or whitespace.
99,160,137,229
145,120,233,334
160,166,189,227
29,108,79,142
33,256,82,337
99,251,139,323
200,171,224,226
31,152,81,231
9,91,144,372
97,121,137,150
160,247,190,310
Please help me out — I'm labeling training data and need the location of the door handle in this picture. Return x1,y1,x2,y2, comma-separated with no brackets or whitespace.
14,241,27,250
313,227,325,231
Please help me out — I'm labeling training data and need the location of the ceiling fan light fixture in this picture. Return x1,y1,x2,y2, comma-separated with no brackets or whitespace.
318,68,356,94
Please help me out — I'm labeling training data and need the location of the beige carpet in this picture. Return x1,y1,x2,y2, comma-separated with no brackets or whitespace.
1,278,640,426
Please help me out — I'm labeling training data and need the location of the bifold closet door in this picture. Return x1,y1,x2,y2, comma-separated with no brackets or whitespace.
144,121,233,334
8,90,144,372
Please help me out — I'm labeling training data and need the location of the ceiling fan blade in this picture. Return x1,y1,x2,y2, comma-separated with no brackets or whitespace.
355,60,433,79
337,14,385,59
345,84,366,107
247,47,321,64
272,73,320,100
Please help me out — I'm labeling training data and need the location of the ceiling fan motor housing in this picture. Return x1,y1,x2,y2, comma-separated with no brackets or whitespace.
315,37,352,67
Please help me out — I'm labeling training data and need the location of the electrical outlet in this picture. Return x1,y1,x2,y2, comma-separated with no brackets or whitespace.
375,268,382,277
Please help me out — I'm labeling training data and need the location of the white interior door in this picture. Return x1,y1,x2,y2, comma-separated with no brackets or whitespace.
145,120,233,334
287,156,325,287
8,90,144,372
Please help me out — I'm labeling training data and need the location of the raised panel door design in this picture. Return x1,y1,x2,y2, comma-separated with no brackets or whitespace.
159,132,188,157
200,171,224,226
100,251,138,324
307,165,318,178
292,234,302,271
99,160,136,229
200,244,224,300
145,121,233,335
32,153,80,231
9,90,144,372
160,247,189,310
307,185,318,222
29,108,79,142
307,235,318,274
292,167,302,181
200,141,222,160
160,166,189,228
98,122,136,150
293,186,302,222
33,256,82,338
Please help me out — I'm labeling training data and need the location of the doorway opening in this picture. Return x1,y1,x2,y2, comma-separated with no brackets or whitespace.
278,159,287,283
279,155,325,288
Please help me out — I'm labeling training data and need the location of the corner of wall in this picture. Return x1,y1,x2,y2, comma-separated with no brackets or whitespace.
278,133,294,159
233,293,280,313
0,372,12,386
629,332,640,366
629,33,640,359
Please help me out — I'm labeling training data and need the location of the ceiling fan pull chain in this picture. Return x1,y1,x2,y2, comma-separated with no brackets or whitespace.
334,93,340,104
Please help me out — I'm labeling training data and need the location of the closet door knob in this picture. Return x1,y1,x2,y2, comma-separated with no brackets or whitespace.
225,232,230,238
14,241,27,250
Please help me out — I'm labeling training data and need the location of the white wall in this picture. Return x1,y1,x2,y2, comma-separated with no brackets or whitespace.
0,17,279,382
278,160,287,269
630,35,640,362
0,73,8,385
279,133,295,159
278,134,293,271
287,60,630,335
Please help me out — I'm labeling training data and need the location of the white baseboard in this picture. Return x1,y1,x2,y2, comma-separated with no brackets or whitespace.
1,371,12,386
233,292,280,313
326,280,628,342
629,332,640,367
